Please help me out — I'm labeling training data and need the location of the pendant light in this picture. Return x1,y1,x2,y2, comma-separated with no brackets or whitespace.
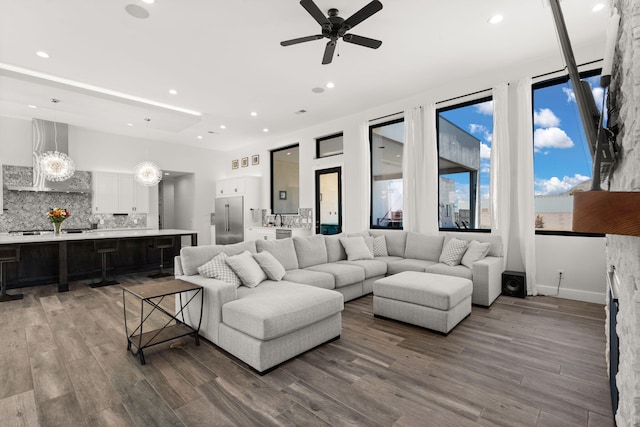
40,98,75,182
134,117,162,186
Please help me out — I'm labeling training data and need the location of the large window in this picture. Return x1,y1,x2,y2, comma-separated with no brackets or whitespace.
271,144,299,214
370,118,404,229
532,70,601,233
437,97,493,230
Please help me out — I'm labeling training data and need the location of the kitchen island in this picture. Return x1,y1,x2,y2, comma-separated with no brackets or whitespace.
0,229,197,292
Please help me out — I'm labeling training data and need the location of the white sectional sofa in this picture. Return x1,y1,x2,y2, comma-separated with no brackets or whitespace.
175,230,504,372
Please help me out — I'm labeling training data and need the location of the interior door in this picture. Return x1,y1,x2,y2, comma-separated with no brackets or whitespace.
315,167,342,235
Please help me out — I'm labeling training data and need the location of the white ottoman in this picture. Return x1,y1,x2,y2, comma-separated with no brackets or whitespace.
373,271,472,334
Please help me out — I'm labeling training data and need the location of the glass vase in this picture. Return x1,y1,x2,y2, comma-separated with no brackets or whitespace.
53,222,63,236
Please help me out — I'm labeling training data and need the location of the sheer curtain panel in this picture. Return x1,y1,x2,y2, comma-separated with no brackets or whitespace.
490,83,510,267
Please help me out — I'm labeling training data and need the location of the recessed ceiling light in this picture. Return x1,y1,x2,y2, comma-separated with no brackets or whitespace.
127,123,134,126
326,82,335,89
164,172,170,176
263,128,269,133
197,135,203,139
488,14,504,24
169,89,177,95
286,152,291,156
396,154,401,158
142,0,155,4
592,3,605,12
250,111,258,117
36,51,50,59
28,105,37,109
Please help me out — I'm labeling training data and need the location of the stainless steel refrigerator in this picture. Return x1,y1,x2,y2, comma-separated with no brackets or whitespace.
215,197,244,244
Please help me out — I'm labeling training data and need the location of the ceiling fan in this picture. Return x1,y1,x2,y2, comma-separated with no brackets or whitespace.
280,0,383,65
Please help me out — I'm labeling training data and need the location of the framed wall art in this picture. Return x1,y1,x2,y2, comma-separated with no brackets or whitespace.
252,154,260,165
232,159,239,169
241,157,249,167
279,191,287,200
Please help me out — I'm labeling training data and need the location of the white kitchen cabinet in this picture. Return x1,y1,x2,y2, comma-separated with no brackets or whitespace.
93,172,150,214
215,177,248,197
245,227,312,241
92,172,119,213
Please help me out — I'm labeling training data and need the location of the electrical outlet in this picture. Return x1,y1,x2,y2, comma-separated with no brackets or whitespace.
558,270,564,277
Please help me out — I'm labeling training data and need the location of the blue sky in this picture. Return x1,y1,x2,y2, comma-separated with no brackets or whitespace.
438,74,603,203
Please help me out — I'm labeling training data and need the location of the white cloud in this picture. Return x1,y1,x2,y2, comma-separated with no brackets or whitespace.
533,127,574,150
475,101,493,115
535,174,590,195
469,124,493,143
480,143,491,159
534,108,560,127
562,87,576,103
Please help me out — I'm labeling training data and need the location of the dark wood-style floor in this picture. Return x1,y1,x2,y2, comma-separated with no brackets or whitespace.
0,272,613,427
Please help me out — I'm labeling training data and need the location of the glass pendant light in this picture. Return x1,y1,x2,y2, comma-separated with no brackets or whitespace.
40,98,75,182
134,118,162,186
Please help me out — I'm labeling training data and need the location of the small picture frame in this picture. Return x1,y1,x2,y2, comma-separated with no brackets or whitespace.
279,191,287,200
252,154,260,165
241,157,249,168
232,159,239,169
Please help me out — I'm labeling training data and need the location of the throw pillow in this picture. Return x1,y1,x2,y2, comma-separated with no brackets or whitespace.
364,236,374,257
372,235,388,257
197,252,242,287
438,237,470,266
461,240,491,269
226,250,268,288
253,251,286,281
340,236,374,261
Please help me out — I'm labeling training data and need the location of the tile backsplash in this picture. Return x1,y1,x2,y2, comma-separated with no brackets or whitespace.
262,207,313,229
0,165,147,232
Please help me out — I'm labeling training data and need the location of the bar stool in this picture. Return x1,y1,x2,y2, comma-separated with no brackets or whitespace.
90,239,120,288
0,246,23,302
148,236,174,278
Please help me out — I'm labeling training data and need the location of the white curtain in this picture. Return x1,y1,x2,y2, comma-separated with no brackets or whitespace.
402,106,438,234
490,83,510,267
359,121,372,231
516,77,538,295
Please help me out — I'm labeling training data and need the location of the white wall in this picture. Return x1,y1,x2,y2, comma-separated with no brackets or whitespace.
0,115,223,245
219,41,608,303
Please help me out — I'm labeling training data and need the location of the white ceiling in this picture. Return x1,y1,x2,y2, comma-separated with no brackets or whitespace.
0,0,609,152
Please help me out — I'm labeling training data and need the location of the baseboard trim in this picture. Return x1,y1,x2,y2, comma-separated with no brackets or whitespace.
535,285,605,304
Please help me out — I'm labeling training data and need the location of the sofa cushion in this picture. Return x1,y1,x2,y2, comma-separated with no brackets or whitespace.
404,233,444,262
197,252,242,287
438,237,469,266
426,263,473,280
224,281,343,340
324,234,347,262
373,235,388,257
294,235,328,268
337,259,387,279
387,259,437,275
306,263,365,288
461,240,491,269
180,241,257,276
253,251,286,281
368,230,407,257
256,238,299,271
283,269,335,289
443,232,503,257
340,236,374,261
374,255,404,264
226,251,267,288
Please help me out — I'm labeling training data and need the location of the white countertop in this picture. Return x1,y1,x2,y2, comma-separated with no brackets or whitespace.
0,229,197,244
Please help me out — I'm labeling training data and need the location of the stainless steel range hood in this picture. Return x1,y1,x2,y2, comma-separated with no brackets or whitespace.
5,119,90,193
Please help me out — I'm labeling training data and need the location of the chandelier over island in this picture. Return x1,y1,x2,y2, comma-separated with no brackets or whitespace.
134,117,163,187
39,99,75,182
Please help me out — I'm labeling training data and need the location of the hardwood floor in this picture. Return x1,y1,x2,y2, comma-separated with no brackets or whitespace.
0,272,613,426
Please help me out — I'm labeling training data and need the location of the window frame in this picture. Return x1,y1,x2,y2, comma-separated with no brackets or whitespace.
369,117,405,230
316,132,344,159
531,68,604,237
436,95,493,233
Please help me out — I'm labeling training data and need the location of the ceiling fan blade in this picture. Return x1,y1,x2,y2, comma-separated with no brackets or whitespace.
322,40,337,65
300,0,330,28
342,34,382,49
281,35,324,46
342,0,383,30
